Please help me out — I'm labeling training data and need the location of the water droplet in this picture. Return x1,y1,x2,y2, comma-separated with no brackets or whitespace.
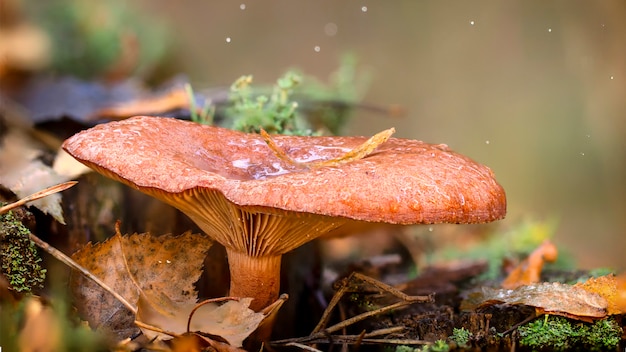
428,226,434,232
324,22,338,36
586,134,591,138
580,152,585,156
226,37,231,43
485,140,490,145
314,45,321,52
610,75,614,80
469,20,475,25
361,6,368,12
240,3,246,10
548,28,552,32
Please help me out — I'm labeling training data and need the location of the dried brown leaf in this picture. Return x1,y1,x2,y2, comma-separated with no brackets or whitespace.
461,282,608,322
136,293,265,347
260,127,395,169
94,86,190,120
0,129,69,223
70,231,213,339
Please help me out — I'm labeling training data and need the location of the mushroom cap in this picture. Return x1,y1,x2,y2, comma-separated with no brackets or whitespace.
62,116,506,226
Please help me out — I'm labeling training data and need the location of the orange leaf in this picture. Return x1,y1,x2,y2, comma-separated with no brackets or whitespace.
575,273,626,315
94,86,190,120
501,240,558,289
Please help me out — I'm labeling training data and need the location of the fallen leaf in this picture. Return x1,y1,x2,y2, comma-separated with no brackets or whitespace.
575,274,626,315
136,293,265,347
94,85,190,120
14,76,204,126
15,77,146,124
1,158,68,224
260,127,395,169
501,240,558,289
461,282,608,322
0,123,71,223
70,231,213,339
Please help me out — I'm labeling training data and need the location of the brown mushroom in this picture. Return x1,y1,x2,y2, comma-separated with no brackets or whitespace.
62,116,506,312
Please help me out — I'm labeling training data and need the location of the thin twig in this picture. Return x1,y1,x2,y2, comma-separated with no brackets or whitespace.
324,300,415,335
284,342,324,352
28,233,137,314
134,320,179,338
274,333,430,346
312,272,432,334
272,327,395,345
260,293,289,315
0,181,77,214
312,278,349,333
350,272,433,303
187,297,241,332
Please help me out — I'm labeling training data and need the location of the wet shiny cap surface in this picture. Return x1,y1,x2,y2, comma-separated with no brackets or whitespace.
62,116,506,224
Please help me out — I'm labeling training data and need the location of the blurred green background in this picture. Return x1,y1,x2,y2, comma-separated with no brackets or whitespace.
133,1,625,269
24,1,626,269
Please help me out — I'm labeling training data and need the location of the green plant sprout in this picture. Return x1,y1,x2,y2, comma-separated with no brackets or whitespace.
186,56,368,136
518,315,622,351
416,340,450,352
395,340,450,352
184,83,214,125
450,327,471,348
0,209,46,293
227,72,312,135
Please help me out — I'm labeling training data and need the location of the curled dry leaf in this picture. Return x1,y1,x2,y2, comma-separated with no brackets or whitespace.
70,231,213,339
0,129,70,223
461,282,608,322
575,273,626,315
136,293,265,347
1,159,68,223
501,240,558,289
93,85,190,120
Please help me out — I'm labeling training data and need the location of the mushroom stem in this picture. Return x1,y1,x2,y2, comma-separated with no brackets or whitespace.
226,249,282,312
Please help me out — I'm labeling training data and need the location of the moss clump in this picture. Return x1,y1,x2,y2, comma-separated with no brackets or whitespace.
450,327,471,347
0,209,46,293
417,340,450,352
518,315,622,351
227,72,312,135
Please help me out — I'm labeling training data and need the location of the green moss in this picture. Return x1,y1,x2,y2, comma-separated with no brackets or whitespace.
227,72,313,135
416,340,450,352
518,315,622,351
394,345,416,352
450,327,471,347
0,210,47,293
188,56,366,136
